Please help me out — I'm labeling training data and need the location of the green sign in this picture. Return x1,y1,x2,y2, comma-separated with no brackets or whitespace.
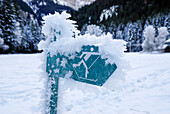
47,45,117,86
46,45,117,114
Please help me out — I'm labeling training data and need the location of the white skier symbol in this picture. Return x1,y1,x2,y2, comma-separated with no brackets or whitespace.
73,47,100,79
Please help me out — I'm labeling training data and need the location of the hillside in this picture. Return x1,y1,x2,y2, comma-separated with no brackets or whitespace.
22,0,73,22
0,0,42,53
70,0,169,29
58,0,96,10
70,0,170,52
0,0,75,54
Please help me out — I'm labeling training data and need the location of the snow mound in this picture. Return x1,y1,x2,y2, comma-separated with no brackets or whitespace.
42,11,79,40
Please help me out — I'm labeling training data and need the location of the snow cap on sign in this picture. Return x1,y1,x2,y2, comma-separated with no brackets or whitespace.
42,11,79,40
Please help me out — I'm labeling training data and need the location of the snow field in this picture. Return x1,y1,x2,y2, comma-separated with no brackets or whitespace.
0,54,44,114
58,53,170,114
0,53,170,114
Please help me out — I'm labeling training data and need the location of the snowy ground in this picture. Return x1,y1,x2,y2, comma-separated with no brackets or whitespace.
0,53,170,114
0,54,43,114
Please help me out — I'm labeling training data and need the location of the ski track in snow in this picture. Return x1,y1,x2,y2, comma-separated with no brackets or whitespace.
0,53,170,114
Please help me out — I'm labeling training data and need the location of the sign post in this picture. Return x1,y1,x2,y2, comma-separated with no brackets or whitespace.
42,12,124,114
46,45,117,114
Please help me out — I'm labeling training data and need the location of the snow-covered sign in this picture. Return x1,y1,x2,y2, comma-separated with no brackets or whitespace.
45,42,120,114
46,45,117,86
41,12,125,114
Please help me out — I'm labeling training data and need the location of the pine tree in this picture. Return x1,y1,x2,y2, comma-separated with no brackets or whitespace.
0,0,17,52
142,25,156,52
0,1,3,39
20,14,42,53
30,18,42,52
21,16,33,52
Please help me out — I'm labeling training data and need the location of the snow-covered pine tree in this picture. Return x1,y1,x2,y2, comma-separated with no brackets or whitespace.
0,38,4,50
85,24,103,37
80,24,88,35
21,15,33,52
30,18,42,52
100,24,107,35
123,23,133,52
0,1,2,39
164,14,170,34
136,21,143,51
0,0,18,53
13,1,25,51
19,13,42,53
0,0,43,53
116,24,124,39
131,21,143,52
116,30,122,39
142,25,156,52
108,22,117,39
119,21,144,52
155,27,169,50
142,14,170,52
0,38,9,52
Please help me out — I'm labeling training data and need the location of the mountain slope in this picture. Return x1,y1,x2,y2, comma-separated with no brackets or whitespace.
14,0,35,16
58,0,96,10
70,0,170,29
22,0,73,22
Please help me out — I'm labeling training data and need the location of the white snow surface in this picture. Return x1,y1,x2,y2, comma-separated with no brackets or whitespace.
58,53,170,114
0,54,44,114
0,53,170,114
